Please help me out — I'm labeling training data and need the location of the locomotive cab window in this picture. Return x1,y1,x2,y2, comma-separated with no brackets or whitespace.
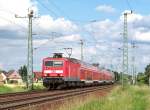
45,61,63,67
45,61,53,66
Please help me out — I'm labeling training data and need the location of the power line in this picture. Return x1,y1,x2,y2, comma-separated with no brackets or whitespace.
0,9,28,26
36,0,80,40
39,0,90,37
47,0,92,24
0,16,27,31
126,0,133,11
36,0,58,17
37,0,95,47
47,0,71,19
125,0,137,13
63,48,72,58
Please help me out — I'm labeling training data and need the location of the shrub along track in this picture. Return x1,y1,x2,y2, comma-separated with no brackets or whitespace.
0,85,115,110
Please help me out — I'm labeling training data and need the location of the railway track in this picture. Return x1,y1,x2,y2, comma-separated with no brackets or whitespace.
0,85,114,110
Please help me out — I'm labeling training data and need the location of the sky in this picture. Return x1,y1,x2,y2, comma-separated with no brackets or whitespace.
0,0,150,74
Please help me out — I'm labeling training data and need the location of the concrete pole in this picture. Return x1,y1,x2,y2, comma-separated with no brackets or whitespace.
80,40,83,61
27,10,34,90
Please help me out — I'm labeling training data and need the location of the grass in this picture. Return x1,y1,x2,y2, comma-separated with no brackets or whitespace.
0,84,27,93
0,85,15,93
55,85,150,110
0,82,45,94
33,82,45,90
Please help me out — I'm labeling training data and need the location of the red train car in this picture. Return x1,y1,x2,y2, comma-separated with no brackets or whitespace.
42,53,114,89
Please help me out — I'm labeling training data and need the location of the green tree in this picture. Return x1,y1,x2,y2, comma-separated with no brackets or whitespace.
112,71,120,81
137,72,147,84
18,65,27,82
144,64,150,84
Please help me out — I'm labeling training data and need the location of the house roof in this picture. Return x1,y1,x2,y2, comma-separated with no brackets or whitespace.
7,71,22,79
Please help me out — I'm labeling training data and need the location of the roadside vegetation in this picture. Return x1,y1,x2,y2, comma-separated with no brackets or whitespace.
57,85,150,110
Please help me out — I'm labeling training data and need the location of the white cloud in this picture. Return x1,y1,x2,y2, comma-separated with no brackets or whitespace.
33,39,49,47
96,5,115,13
54,34,81,42
85,12,150,43
86,47,97,55
34,15,78,35
134,32,150,42
85,19,121,40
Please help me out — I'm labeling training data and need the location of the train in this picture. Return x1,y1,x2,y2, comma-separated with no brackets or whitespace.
42,53,115,89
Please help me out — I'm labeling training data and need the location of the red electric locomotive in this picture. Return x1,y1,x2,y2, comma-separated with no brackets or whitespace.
42,53,114,89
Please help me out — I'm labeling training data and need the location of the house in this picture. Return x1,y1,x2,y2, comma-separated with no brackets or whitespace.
7,70,23,84
33,72,42,82
0,72,7,85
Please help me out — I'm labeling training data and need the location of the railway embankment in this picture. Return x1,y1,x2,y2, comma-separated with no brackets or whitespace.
65,85,150,110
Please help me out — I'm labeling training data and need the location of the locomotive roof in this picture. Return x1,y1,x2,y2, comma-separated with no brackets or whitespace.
44,57,97,68
43,57,113,72
66,58,100,70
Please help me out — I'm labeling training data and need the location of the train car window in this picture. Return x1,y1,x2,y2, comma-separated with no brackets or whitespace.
54,61,63,67
45,61,53,66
